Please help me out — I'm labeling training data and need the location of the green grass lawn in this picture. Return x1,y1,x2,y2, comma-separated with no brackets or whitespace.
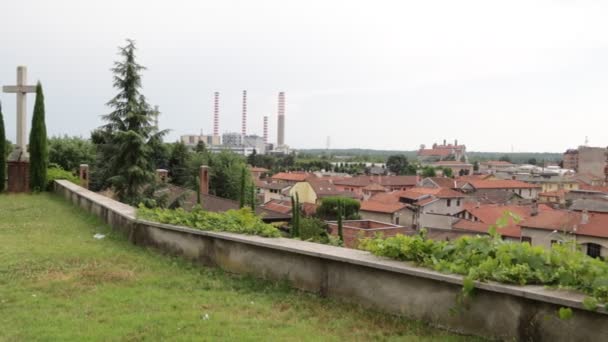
0,193,481,341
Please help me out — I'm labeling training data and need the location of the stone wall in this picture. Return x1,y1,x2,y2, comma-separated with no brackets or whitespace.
54,180,608,341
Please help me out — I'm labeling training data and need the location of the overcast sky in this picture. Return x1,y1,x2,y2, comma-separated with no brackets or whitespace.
1,0,607,152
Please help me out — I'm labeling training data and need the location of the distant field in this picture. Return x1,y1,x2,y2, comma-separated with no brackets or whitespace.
298,148,562,164
0,194,481,341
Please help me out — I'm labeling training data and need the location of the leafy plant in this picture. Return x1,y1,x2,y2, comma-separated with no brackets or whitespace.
359,211,608,309
46,167,80,190
137,205,280,238
558,307,573,320
316,197,360,220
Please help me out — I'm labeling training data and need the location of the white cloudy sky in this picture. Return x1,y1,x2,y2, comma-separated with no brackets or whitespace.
1,0,607,152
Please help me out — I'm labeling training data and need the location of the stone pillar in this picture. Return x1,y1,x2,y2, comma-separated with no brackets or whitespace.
79,164,89,189
156,169,168,183
199,165,210,195
7,161,29,192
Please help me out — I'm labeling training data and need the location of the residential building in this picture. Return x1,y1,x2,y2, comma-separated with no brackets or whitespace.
520,210,608,258
538,190,566,206
257,181,291,203
359,200,414,226
250,167,269,180
562,146,607,178
289,178,358,204
270,172,311,185
333,175,418,195
397,187,465,230
464,179,541,200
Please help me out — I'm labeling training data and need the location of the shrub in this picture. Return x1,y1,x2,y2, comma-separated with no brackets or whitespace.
359,229,608,306
137,205,281,238
316,197,360,220
46,167,80,191
299,217,329,242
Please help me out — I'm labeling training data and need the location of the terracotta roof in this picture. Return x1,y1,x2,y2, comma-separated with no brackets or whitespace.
369,192,401,204
465,189,522,205
360,200,407,214
258,181,291,190
334,176,418,188
455,204,555,238
521,211,608,238
578,184,608,193
271,172,311,182
249,167,269,172
261,199,292,215
425,177,459,189
467,179,540,190
307,178,359,198
363,183,387,191
430,161,472,166
417,149,453,157
539,190,566,198
397,187,465,200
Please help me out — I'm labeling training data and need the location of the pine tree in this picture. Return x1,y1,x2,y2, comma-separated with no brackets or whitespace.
92,39,167,204
29,83,48,192
0,103,5,192
168,141,190,186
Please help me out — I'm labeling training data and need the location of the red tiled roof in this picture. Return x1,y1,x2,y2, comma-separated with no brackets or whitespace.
261,200,292,215
431,161,472,166
455,204,555,238
521,211,608,238
334,176,418,188
271,172,311,182
360,200,407,214
417,149,452,157
578,184,608,193
369,192,401,204
397,187,464,200
467,179,540,189
363,183,387,191
539,190,566,198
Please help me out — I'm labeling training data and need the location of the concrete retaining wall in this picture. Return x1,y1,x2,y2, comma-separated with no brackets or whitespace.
54,180,608,341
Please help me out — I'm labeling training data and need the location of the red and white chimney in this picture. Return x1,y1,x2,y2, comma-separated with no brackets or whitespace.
241,90,247,137
277,92,285,146
263,116,268,144
213,92,219,137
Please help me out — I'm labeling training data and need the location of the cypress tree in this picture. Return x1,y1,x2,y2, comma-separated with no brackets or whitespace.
29,83,48,192
0,103,5,192
337,200,344,243
239,166,246,208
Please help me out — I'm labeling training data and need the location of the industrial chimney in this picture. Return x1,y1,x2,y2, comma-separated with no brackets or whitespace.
213,92,219,138
241,90,247,137
277,92,285,146
263,116,269,144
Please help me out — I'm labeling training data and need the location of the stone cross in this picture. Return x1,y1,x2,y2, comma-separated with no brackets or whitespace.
3,66,36,157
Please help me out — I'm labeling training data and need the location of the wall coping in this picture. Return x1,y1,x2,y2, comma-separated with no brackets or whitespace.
55,180,607,314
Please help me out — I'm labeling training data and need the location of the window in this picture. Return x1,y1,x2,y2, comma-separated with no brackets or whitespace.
528,189,532,196
395,216,400,225
456,199,461,206
521,236,532,244
447,199,451,207
587,243,602,259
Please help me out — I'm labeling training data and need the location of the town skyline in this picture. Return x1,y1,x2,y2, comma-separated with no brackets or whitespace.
2,0,608,152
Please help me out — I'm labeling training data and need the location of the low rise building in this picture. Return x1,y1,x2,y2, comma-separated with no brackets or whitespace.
464,179,541,200
520,210,608,259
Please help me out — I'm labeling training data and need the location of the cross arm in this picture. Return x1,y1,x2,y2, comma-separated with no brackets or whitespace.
3,85,37,93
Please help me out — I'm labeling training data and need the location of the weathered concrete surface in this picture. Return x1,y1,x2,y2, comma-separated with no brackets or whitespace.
54,180,608,341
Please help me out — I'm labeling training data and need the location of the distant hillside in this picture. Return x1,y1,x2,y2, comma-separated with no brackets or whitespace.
297,149,562,164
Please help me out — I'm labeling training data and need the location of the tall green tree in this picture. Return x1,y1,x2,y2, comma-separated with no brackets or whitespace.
168,141,190,186
29,83,48,192
48,135,96,172
208,151,250,200
386,154,409,175
91,39,167,203
0,103,5,192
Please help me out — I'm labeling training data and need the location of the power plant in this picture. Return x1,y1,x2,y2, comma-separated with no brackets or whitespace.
180,91,289,156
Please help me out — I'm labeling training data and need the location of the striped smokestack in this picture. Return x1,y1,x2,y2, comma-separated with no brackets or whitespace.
277,92,285,146
241,90,247,136
213,91,219,137
263,116,269,144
